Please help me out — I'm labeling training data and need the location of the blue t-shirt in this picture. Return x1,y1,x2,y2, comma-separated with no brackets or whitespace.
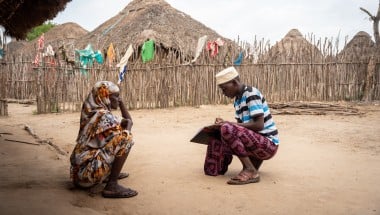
234,85,279,145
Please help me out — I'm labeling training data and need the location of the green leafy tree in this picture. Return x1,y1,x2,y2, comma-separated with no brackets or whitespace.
26,21,55,41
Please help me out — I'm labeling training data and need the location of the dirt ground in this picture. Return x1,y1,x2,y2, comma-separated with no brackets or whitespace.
0,103,380,215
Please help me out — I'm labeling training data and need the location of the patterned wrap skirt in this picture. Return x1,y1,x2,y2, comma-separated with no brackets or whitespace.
70,131,133,187
204,122,278,176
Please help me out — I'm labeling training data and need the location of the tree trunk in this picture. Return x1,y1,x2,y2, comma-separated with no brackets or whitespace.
362,56,376,101
360,2,380,46
360,2,380,101
374,2,380,45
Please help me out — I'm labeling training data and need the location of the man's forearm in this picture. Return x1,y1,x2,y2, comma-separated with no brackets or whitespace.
235,122,263,132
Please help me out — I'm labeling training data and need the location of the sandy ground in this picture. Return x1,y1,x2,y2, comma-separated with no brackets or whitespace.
0,103,380,215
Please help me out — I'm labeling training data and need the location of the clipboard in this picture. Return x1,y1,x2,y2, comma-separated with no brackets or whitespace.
190,124,221,145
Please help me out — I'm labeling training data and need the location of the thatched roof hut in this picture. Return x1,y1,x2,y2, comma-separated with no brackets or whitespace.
76,0,230,60
258,29,323,63
6,40,28,55
0,0,72,39
6,22,88,58
337,31,376,62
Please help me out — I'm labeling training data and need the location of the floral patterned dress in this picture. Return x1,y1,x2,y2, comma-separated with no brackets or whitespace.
70,81,133,187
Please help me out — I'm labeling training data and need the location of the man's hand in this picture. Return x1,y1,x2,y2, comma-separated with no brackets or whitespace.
215,117,224,124
203,118,226,131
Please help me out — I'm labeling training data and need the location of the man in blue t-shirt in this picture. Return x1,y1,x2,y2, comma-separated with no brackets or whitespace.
204,67,279,185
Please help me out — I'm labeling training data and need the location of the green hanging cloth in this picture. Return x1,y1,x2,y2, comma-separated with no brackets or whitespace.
142,39,155,63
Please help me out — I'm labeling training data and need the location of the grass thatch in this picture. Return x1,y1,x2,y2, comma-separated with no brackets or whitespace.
0,0,72,39
337,31,376,62
258,29,324,63
76,0,232,60
6,40,28,55
6,22,88,60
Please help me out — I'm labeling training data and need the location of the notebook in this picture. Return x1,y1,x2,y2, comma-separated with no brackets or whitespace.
190,124,221,145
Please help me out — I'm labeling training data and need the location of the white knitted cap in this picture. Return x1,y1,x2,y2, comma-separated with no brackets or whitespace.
215,67,239,85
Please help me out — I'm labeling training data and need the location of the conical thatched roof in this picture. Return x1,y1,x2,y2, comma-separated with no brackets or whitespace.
6,40,28,55
76,0,230,58
39,22,88,43
258,29,323,63
7,22,88,56
0,0,72,39
338,31,375,62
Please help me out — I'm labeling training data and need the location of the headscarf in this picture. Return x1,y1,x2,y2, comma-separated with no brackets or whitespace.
76,81,121,148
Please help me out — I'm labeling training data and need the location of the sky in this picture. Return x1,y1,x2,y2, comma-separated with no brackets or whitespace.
52,0,378,48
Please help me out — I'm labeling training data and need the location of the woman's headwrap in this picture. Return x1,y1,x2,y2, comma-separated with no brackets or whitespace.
76,81,121,147
92,81,120,109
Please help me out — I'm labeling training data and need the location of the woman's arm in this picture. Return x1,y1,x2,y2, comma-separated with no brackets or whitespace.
119,98,132,120
119,98,133,131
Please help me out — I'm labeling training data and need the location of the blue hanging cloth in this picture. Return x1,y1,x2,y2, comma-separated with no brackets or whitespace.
233,52,244,66
118,65,128,84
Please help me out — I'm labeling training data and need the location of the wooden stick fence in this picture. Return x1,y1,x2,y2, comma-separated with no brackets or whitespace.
0,37,379,114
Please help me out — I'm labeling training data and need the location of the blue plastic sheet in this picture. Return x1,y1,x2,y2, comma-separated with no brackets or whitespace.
75,44,104,74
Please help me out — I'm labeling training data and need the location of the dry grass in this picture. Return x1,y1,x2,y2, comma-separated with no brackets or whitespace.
0,0,72,39
337,31,376,62
75,0,232,59
258,29,324,63
7,22,88,57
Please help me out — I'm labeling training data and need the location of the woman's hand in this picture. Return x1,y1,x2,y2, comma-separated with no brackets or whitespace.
121,118,133,131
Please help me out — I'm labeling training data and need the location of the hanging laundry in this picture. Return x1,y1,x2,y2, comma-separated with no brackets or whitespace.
0,29,3,59
32,34,45,66
215,38,224,46
116,44,134,84
37,33,45,51
191,35,208,63
206,38,224,57
244,43,257,63
107,43,115,64
118,65,128,85
206,41,218,57
42,45,56,66
43,45,55,57
0,29,3,49
142,39,155,63
233,52,244,66
223,44,233,67
75,44,104,74
0,49,4,60
33,53,42,65
117,44,134,68
0,28,3,60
